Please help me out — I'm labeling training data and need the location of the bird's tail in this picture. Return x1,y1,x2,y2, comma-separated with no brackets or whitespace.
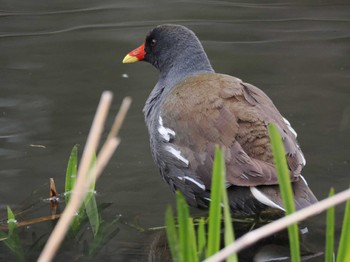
250,175,318,212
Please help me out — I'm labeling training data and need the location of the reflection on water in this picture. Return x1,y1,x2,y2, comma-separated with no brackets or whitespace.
0,0,349,260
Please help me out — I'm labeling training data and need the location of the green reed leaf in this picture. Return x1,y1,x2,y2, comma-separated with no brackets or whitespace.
206,146,223,257
336,188,350,262
176,191,191,261
65,145,78,204
188,217,198,262
165,206,179,262
268,123,300,262
221,160,237,262
197,218,206,260
325,188,335,262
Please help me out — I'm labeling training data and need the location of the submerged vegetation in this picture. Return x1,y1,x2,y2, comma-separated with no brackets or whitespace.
1,93,131,261
0,207,25,262
0,144,120,261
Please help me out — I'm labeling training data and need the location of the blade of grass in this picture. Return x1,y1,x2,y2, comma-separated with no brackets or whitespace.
165,207,179,262
188,218,199,262
84,154,100,236
65,145,78,204
197,218,206,260
336,188,350,262
267,123,300,262
70,205,86,236
176,191,191,261
84,194,100,237
6,206,25,261
85,153,97,204
325,188,335,262
7,206,16,235
220,153,238,262
70,153,97,235
206,146,223,257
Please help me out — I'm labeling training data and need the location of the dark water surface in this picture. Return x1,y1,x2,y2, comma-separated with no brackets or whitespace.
1,0,349,261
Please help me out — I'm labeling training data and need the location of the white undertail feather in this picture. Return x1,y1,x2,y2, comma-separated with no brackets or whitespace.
250,187,285,211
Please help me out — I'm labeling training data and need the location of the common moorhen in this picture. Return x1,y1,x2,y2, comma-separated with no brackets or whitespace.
123,24,317,215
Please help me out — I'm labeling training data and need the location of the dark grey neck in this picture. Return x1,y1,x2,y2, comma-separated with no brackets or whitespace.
158,49,214,91
143,50,214,126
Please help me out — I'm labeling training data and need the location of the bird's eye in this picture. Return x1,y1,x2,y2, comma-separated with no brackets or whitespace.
150,39,157,46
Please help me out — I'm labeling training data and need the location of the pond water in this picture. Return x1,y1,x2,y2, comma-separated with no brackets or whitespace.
0,0,349,261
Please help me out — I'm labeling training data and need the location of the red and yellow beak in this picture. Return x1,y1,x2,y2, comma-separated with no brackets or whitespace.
122,43,146,63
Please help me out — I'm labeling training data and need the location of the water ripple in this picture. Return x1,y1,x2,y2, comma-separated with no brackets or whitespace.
0,18,349,39
0,4,141,17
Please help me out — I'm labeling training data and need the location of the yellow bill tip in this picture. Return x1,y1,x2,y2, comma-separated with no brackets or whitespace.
122,54,139,64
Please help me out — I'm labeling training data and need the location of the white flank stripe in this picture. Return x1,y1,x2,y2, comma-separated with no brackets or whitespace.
282,117,298,137
263,257,290,261
177,176,206,190
158,116,175,141
299,175,308,186
250,187,285,211
165,145,189,166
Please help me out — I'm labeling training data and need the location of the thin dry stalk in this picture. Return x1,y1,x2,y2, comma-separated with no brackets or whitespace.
84,137,120,190
83,95,130,187
0,214,62,231
204,188,350,262
79,96,131,189
38,92,131,262
107,96,132,141
73,91,113,196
